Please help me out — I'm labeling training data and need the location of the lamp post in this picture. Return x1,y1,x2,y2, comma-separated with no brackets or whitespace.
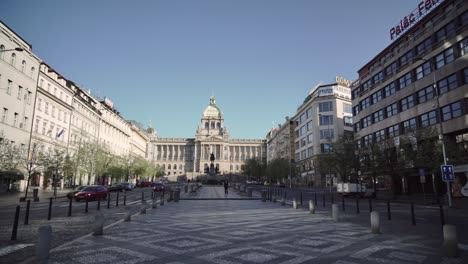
414,57,452,207
0,47,24,54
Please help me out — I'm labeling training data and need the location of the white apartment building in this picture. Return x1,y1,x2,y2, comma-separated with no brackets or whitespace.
266,117,294,164
130,123,149,159
29,63,74,188
293,80,353,187
98,98,131,157
0,21,41,192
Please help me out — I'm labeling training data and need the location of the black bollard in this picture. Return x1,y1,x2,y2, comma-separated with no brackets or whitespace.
116,192,119,207
411,202,416,225
387,200,391,220
68,198,72,217
107,193,111,209
141,191,144,202
314,192,317,206
11,205,20,240
123,193,127,206
24,200,31,225
439,204,445,227
356,197,360,214
368,197,372,212
322,193,326,208
85,200,89,213
97,198,101,211
47,197,53,220
342,196,345,211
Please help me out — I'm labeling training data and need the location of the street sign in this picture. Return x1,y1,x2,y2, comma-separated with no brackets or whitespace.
441,165,454,182
419,168,426,183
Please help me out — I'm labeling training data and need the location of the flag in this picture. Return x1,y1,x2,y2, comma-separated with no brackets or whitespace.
56,129,64,139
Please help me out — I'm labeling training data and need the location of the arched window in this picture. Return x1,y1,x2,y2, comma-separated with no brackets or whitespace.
211,122,215,129
216,122,220,129
162,164,165,170
236,165,239,170
174,164,177,170
0,45,5,59
10,53,16,66
205,122,209,129
31,67,35,78
168,164,171,170
21,60,26,72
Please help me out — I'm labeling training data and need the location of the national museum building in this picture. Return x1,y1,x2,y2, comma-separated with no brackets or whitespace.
147,97,267,179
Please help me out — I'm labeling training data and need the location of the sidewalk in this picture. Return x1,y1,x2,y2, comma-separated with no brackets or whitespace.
20,186,466,263
0,188,71,206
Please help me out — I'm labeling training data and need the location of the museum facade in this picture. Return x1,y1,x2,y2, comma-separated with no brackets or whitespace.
147,96,267,180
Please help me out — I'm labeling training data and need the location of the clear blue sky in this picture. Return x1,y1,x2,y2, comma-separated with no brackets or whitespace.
1,0,419,139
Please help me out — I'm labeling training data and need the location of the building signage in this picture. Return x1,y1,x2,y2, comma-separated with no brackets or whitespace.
441,165,454,182
390,0,444,40
104,97,114,109
335,76,351,87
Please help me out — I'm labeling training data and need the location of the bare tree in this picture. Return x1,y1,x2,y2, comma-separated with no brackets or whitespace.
40,146,67,196
20,142,45,201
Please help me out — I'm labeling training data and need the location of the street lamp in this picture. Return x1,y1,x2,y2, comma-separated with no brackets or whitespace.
0,47,24,53
414,57,452,207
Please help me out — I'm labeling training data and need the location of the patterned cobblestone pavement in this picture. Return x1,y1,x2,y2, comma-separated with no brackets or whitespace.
20,186,466,263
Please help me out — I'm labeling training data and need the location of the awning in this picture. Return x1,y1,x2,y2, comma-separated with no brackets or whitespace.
0,169,25,180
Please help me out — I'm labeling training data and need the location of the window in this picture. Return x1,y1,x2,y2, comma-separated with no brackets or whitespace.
399,50,413,66
307,121,313,131
301,137,307,147
321,143,332,153
45,102,49,114
363,134,373,147
360,97,371,110
38,98,42,111
362,115,372,128
441,101,462,121
320,129,334,139
27,91,32,104
461,38,468,56
205,122,208,129
420,110,437,127
386,103,398,117
371,90,383,104
300,113,306,123
416,61,431,80
375,129,386,142
13,112,18,127
21,60,26,72
30,67,35,78
354,122,360,132
58,110,62,121
319,102,333,112
17,86,23,100
343,103,352,114
211,122,215,129
64,112,67,123
384,82,396,97
7,80,12,94
435,48,454,69
417,85,434,103
401,95,415,111
403,118,417,133
385,62,397,76
399,72,412,89
306,107,312,118
416,37,432,55
373,71,384,84
39,79,44,88
373,109,385,123
300,126,306,136
0,45,4,59
34,118,40,132
388,124,400,138
438,74,458,95
10,53,16,66
307,134,313,144
353,105,360,116
308,147,313,157
2,108,8,123
344,116,353,127
362,80,373,91
319,115,333,125
465,68,468,84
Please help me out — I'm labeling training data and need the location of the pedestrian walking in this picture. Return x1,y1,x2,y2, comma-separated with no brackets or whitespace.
224,181,229,196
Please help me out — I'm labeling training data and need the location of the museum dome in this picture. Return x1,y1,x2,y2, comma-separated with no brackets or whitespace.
202,96,223,119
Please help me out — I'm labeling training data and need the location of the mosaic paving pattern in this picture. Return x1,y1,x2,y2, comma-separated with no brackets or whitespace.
42,187,464,264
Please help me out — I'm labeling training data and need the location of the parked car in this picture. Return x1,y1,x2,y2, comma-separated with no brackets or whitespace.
66,186,86,199
108,184,125,192
152,182,166,192
138,181,153,187
120,182,134,190
75,185,108,201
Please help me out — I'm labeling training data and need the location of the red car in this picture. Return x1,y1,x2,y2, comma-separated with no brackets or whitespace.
138,181,153,188
75,185,108,201
152,182,166,192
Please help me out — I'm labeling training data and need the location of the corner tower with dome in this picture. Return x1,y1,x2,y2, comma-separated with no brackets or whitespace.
147,96,266,181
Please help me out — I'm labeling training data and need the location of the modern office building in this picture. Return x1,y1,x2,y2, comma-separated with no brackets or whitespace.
148,96,267,180
293,80,353,187
352,0,467,194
